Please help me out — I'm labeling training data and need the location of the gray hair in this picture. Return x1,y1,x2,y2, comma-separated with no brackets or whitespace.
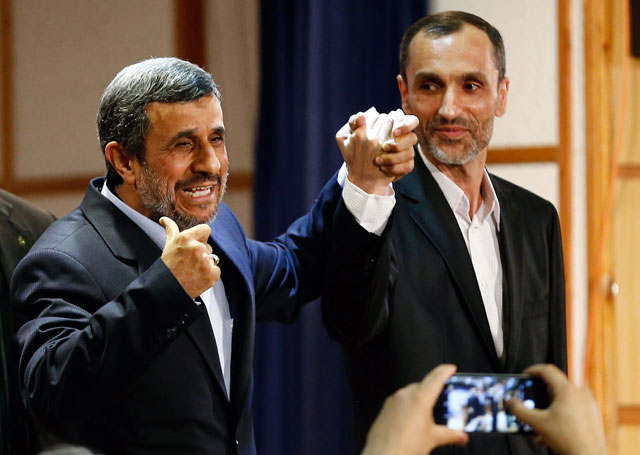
97,57,221,184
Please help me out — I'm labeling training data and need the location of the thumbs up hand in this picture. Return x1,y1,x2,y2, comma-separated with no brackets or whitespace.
160,217,221,298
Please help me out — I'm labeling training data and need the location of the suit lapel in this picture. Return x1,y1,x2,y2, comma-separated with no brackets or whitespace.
81,179,161,273
398,158,500,366
492,176,525,372
210,213,254,427
185,308,229,401
81,179,232,403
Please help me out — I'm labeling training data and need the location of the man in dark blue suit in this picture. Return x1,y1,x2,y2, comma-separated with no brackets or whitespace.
11,57,417,454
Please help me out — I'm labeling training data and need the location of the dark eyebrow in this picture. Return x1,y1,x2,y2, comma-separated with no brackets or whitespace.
414,71,444,87
169,126,225,144
462,72,489,85
169,129,197,144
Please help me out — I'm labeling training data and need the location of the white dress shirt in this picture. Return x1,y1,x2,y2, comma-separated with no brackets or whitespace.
101,173,395,399
418,147,504,358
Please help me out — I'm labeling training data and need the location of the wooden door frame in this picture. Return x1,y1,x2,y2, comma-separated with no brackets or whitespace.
583,0,640,451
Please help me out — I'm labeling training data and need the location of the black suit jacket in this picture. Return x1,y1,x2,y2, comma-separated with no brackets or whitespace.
324,156,567,455
0,189,55,455
12,176,390,455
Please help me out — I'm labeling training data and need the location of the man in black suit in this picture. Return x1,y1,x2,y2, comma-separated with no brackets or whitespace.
0,189,55,454
11,57,417,454
323,11,566,454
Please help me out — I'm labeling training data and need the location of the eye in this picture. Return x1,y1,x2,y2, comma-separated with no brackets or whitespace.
174,139,193,149
210,135,223,145
464,82,480,91
421,82,439,91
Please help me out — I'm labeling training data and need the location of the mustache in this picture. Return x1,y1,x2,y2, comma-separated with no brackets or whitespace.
175,173,221,190
428,116,474,130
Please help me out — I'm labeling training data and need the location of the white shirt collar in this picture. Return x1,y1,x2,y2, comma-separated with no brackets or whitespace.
417,145,501,228
101,181,168,250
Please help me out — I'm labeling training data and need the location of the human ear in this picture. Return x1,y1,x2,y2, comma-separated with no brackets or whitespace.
397,74,412,114
495,77,509,117
104,142,138,185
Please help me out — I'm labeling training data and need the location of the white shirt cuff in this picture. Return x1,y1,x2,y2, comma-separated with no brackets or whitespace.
337,163,395,236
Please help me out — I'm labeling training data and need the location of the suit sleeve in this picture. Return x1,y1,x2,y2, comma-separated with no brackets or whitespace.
547,207,568,373
12,250,203,428
320,197,394,346
249,174,393,330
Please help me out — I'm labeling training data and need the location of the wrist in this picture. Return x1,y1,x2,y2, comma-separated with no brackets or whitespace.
346,174,392,196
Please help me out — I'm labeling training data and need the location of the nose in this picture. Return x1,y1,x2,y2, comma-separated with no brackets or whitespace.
438,87,461,119
192,142,222,175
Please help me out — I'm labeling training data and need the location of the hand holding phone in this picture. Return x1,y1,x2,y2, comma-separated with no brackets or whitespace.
507,365,607,455
433,373,550,433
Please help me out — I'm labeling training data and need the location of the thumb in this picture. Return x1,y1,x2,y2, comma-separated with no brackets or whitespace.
507,397,545,430
392,114,419,137
160,216,179,243
431,426,469,448
348,112,367,132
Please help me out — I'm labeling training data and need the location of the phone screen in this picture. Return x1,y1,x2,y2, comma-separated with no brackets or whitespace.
433,373,549,433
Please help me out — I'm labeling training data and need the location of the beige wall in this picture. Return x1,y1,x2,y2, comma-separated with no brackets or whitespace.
9,0,173,214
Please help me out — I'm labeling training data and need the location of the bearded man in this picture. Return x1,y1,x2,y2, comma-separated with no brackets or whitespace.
11,57,417,455
323,11,567,455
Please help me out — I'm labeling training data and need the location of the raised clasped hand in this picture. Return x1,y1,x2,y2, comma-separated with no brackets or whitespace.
336,107,419,195
159,216,221,299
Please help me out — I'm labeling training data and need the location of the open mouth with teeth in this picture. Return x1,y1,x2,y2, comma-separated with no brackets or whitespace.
183,185,214,198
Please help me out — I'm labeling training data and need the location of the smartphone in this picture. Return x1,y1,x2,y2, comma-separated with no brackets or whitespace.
433,373,550,433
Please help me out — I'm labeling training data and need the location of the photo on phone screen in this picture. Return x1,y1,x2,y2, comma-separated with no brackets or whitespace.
433,373,549,433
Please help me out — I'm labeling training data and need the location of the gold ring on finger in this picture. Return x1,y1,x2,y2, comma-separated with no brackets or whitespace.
210,253,220,266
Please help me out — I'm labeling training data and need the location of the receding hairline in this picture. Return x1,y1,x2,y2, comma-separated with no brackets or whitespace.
398,11,507,85
402,23,502,82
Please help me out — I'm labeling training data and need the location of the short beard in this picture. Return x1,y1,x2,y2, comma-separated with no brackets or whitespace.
425,138,480,165
420,114,495,166
137,163,227,230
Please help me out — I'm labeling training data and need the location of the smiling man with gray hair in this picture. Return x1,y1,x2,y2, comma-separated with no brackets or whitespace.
12,57,418,454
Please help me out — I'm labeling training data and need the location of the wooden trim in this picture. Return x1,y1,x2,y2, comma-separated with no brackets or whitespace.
9,176,97,195
1,0,14,185
227,171,254,190
557,0,573,380
618,164,640,178
486,146,557,163
7,172,254,197
619,405,640,425
584,0,618,450
173,0,206,68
